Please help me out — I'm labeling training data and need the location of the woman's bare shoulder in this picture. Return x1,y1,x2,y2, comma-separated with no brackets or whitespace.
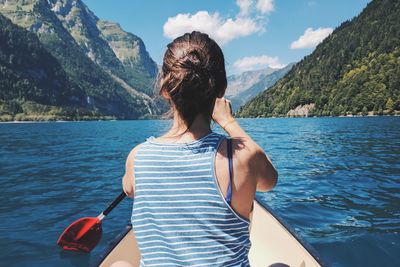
216,136,262,168
126,143,145,167
231,137,278,191
122,143,145,199
232,137,263,161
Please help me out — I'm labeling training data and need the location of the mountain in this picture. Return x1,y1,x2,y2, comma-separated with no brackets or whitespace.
0,0,161,121
237,0,400,118
226,68,277,97
97,20,158,96
48,0,158,96
227,64,294,111
0,13,89,121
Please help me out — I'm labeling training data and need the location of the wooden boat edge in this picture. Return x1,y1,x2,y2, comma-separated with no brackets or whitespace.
253,196,328,267
92,198,329,267
91,224,134,267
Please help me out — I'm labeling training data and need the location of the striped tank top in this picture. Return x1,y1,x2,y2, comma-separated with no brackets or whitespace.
131,131,251,267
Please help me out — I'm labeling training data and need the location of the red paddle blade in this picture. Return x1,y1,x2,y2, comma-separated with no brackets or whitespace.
57,217,102,253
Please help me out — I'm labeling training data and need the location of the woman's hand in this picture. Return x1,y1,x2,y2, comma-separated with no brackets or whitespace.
212,97,236,129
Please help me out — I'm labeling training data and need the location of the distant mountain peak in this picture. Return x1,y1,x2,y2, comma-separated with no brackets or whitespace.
49,0,157,95
227,64,295,111
48,0,99,26
226,67,276,97
0,0,164,120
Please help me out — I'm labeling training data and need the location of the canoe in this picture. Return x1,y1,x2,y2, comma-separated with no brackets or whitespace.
93,198,325,267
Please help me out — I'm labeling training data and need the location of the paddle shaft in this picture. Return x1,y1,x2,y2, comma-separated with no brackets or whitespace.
102,191,127,217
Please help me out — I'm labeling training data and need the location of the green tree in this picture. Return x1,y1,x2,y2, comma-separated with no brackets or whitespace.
362,106,368,116
385,97,394,111
237,0,400,118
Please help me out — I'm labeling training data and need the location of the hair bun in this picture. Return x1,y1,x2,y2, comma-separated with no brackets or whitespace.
159,31,227,128
180,50,204,73
187,51,201,65
178,50,210,94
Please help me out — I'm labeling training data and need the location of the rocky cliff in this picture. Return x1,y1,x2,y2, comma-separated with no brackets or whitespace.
0,0,162,120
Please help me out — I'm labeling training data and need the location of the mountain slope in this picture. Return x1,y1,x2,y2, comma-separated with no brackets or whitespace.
237,0,400,117
0,13,90,121
229,64,294,111
48,0,158,96
226,68,277,97
97,20,158,96
0,0,160,120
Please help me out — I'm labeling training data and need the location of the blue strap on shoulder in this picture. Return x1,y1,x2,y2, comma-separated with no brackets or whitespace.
226,138,233,204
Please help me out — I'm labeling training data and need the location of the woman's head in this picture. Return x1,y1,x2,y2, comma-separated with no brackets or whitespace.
158,31,227,128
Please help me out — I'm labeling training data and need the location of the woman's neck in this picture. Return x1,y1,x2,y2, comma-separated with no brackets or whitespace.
162,109,212,141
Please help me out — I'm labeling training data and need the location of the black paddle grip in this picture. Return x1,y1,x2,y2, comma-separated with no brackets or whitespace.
103,191,127,216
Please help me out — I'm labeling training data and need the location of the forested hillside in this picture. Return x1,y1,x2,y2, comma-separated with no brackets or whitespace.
237,0,400,117
0,13,95,121
0,0,161,121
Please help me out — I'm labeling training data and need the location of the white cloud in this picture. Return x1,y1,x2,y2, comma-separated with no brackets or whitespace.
237,0,253,16
234,55,285,71
256,0,274,14
290,27,333,49
163,0,274,46
163,11,261,46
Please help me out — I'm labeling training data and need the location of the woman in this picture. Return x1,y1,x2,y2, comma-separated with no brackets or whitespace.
122,31,278,266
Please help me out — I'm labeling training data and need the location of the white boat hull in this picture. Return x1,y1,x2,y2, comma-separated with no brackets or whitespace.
95,199,324,267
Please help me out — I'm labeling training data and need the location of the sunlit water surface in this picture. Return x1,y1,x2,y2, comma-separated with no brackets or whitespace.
0,117,399,266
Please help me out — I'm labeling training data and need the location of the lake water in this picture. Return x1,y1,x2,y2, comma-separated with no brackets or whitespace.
0,117,399,267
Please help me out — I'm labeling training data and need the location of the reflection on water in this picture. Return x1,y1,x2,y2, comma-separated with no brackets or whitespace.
0,117,399,266
249,117,400,266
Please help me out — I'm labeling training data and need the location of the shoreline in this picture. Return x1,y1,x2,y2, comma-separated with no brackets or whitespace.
0,114,399,123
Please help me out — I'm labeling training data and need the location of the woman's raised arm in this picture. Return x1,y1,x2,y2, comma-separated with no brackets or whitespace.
212,97,278,192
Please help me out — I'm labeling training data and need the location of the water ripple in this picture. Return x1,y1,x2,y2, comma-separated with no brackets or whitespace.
0,118,399,266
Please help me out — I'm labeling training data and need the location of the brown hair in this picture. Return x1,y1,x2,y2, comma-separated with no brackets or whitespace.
158,31,227,130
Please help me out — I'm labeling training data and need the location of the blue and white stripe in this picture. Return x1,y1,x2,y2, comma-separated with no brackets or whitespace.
131,132,251,266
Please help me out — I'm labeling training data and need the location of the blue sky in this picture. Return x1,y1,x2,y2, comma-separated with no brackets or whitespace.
83,0,371,75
